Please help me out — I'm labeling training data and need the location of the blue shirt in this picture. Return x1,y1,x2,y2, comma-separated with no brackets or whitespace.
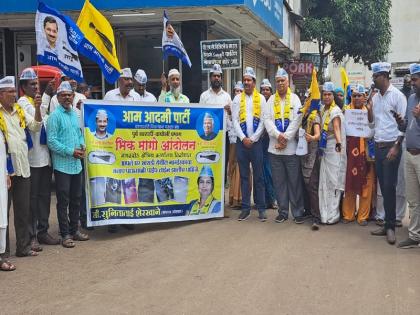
47,104,84,174
406,94,420,149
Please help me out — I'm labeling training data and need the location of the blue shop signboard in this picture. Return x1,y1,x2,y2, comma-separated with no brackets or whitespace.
4,0,283,37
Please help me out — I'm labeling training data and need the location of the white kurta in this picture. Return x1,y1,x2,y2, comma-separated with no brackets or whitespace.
319,106,347,224
0,132,8,254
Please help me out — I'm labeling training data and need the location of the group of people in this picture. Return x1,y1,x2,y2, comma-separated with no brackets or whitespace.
220,62,420,250
0,60,419,271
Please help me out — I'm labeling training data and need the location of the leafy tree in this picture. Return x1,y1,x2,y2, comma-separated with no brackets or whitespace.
302,0,392,82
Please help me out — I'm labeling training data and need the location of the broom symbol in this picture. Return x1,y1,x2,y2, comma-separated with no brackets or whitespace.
89,22,113,54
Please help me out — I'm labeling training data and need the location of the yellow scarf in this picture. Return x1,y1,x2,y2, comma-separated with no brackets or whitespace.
321,101,337,133
14,103,27,129
273,88,292,132
0,111,7,141
239,89,261,136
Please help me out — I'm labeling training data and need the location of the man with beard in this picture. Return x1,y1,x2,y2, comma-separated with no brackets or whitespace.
397,64,420,249
401,74,413,100
134,69,157,102
159,69,189,104
47,82,89,248
368,62,407,245
104,68,141,101
232,67,266,221
18,68,59,249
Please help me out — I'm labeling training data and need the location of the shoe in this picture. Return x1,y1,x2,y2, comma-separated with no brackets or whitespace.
398,238,419,249
341,219,352,224
275,214,287,223
258,211,267,222
386,229,396,245
311,219,320,231
72,231,89,241
38,233,60,245
238,211,250,221
108,225,118,233
266,202,278,210
31,239,43,252
396,220,403,228
376,219,385,226
371,227,386,236
358,220,368,226
294,216,304,224
121,224,135,230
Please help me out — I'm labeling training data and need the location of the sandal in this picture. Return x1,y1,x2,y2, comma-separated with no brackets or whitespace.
72,231,89,241
16,250,39,257
0,260,16,271
62,237,76,248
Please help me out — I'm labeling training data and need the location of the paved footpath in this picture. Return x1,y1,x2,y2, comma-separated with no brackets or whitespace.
1,202,420,315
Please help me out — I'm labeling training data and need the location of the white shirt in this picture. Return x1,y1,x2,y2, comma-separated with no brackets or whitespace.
104,88,141,102
371,84,407,142
264,92,303,155
232,92,266,142
138,91,157,103
18,96,51,168
46,92,86,127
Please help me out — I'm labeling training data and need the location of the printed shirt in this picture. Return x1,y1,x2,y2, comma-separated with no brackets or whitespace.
263,92,303,155
406,94,420,149
18,95,51,168
0,103,42,177
104,88,141,102
139,91,157,103
231,92,266,142
370,84,407,142
158,91,190,104
46,104,84,175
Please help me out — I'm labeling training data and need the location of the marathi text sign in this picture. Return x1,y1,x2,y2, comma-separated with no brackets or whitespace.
344,109,374,138
83,100,225,227
200,39,241,70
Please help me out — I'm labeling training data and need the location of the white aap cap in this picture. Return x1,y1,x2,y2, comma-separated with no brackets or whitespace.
0,76,15,89
134,69,147,84
20,68,38,81
210,64,222,75
168,68,180,78
260,79,272,89
371,62,391,74
57,81,73,94
120,68,133,78
96,109,108,119
409,63,420,75
234,81,244,91
275,68,288,79
351,84,365,94
323,82,335,92
243,67,256,79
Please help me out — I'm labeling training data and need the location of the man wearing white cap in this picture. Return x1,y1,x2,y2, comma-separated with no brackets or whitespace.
94,109,111,140
264,68,305,223
159,69,189,103
259,78,277,210
104,68,141,102
232,66,266,221
0,75,42,258
134,69,157,102
47,73,86,119
18,68,59,249
47,82,89,248
398,64,420,248
368,62,407,245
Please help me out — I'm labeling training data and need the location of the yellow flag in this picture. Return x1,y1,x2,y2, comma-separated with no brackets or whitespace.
339,67,350,104
77,0,120,72
302,68,320,114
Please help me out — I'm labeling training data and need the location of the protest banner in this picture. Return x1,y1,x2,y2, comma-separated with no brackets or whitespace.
83,100,225,226
344,109,374,138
